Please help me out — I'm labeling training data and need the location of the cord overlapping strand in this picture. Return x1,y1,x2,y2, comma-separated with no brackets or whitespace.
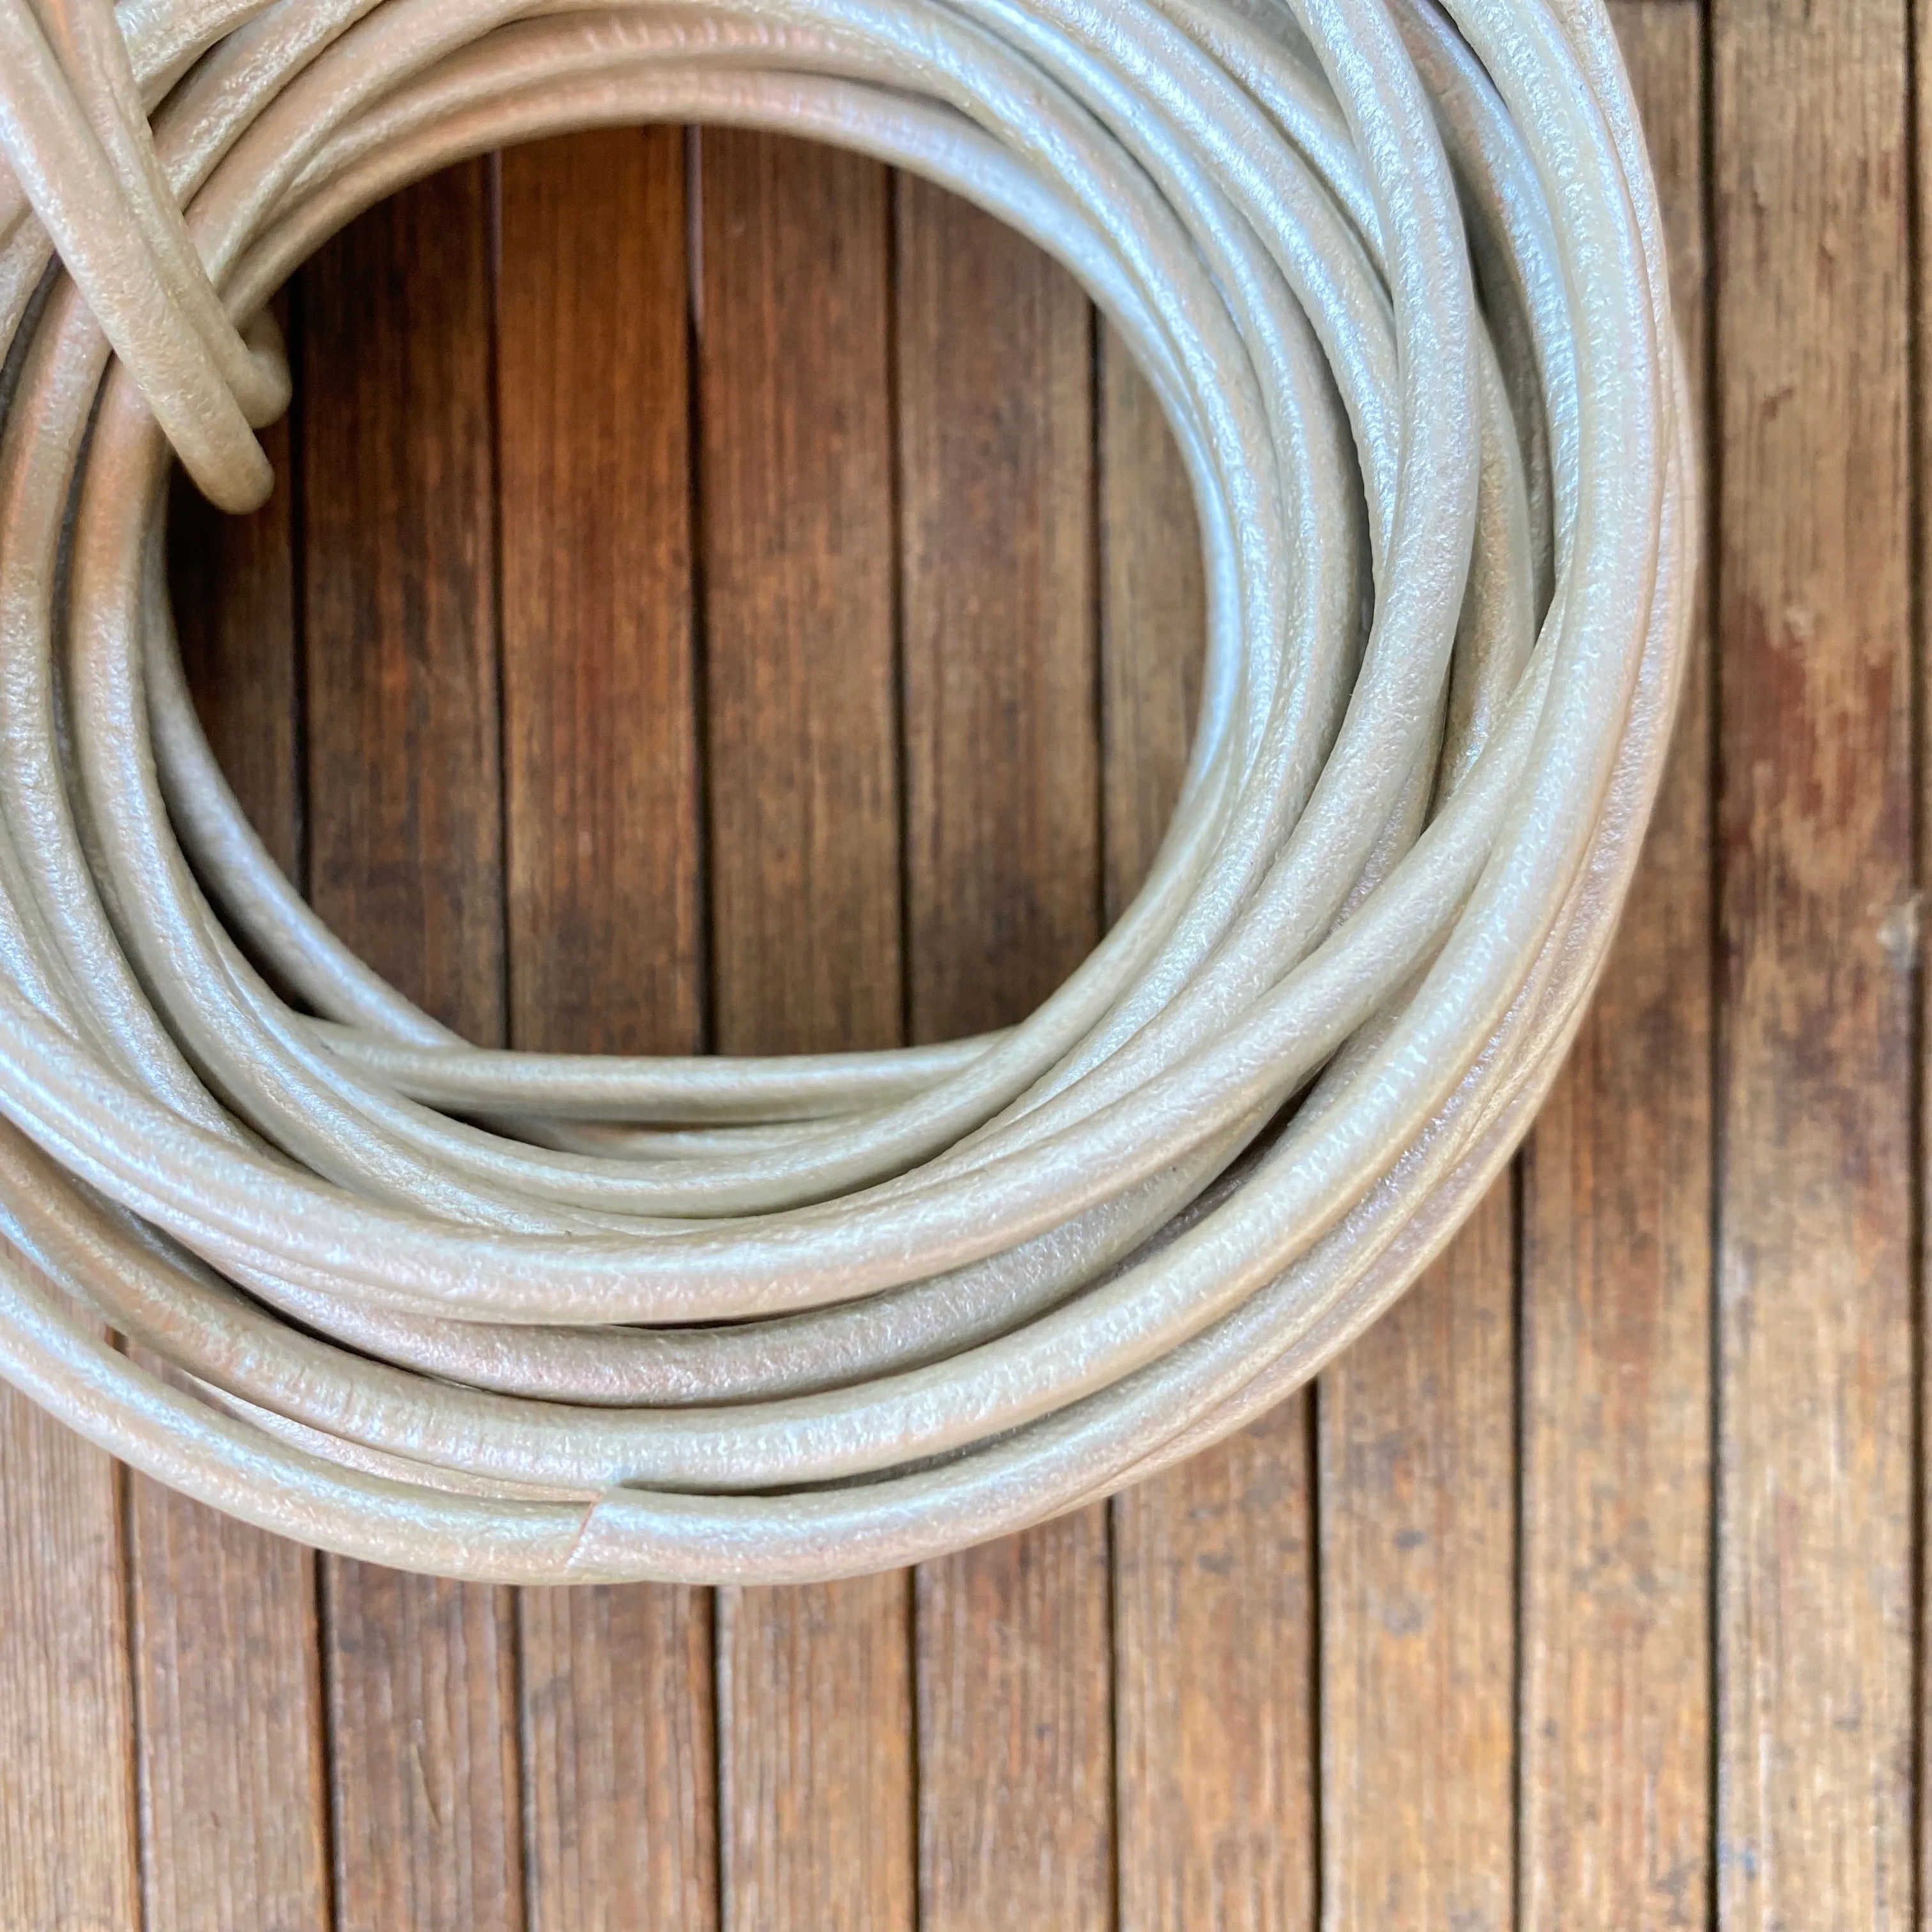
0,0,1690,1582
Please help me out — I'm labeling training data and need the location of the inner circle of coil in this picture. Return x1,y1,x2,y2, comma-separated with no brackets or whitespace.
0,0,1691,1583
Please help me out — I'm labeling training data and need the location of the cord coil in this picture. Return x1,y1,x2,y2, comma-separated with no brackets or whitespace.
0,0,1689,1582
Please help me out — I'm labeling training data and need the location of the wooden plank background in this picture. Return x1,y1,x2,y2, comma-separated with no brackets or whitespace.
1,3,1927,1926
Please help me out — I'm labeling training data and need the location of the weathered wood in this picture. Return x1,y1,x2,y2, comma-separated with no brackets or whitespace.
1912,0,1932,1906
130,422,330,1932
896,176,1101,1043
1519,8,1714,1925
24,17,1931,1913
1710,0,1919,1923
496,126,718,1932
1112,1402,1317,1932
303,168,508,1038
1096,322,1204,940
696,128,916,1932
128,1480,330,1932
716,1575,915,1931
1098,320,1318,1932
1317,1186,1516,1931
0,1374,140,1932
302,162,525,1932
167,404,302,885
498,128,706,1059
323,1568,523,1932
916,1514,1115,1931
519,1584,717,1932
895,176,1112,1932
698,130,903,1057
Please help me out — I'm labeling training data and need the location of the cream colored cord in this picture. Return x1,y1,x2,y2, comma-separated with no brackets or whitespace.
0,0,1690,1582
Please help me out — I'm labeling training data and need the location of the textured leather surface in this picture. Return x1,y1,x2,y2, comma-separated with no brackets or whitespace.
0,0,1691,1581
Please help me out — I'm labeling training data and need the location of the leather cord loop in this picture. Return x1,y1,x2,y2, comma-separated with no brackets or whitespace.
0,0,1692,1583
0,0,286,508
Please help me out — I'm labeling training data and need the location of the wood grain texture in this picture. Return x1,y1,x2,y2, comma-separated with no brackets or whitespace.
498,127,705,1058
1098,323,1317,1932
130,418,330,1932
323,1568,523,1932
1317,1187,1516,1932
24,17,1932,1915
496,127,718,1932
1912,0,1932,1908
1519,8,1713,1926
698,130,902,1056
696,128,916,1932
128,1480,329,1932
0,1370,139,1932
1096,323,1204,938
1112,1402,1317,1932
916,1514,1116,1932
519,1584,717,1932
302,162,525,1932
303,167,507,1036
895,178,1112,1932
716,1576,915,1932
896,174,1101,1041
1710,0,1920,1924
167,399,302,884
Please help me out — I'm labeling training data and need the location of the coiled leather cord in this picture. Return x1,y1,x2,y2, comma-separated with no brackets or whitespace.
0,0,1690,1582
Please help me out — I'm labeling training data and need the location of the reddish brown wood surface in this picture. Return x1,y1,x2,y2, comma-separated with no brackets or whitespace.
896,180,1115,1932
0,1374,141,1932
1710,0,1920,1924
1318,1187,1517,1932
696,129,917,1932
1519,9,1715,1926
10,8,1932,1920
125,418,334,1932
496,128,719,1932
1100,323,1320,1932
302,163,526,1932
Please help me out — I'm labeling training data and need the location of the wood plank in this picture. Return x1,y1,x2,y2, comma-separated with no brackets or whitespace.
1095,323,1204,942
302,160,525,1932
1518,8,1713,1926
1097,321,1317,1932
0,1377,140,1932
496,125,717,1932
896,181,1102,1045
128,1480,330,1932
303,168,508,1036
894,176,1112,1932
1112,1404,1317,1932
518,1584,716,1932
715,1573,914,1931
323,1567,521,1932
1709,0,1919,1923
498,127,707,1061
1316,1188,1515,1931
168,402,303,885
131,424,330,1932
695,128,915,1932
1912,0,1932,1908
698,130,904,1058
916,1514,1114,1929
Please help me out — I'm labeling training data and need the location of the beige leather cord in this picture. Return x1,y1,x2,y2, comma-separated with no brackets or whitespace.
0,0,1691,1582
